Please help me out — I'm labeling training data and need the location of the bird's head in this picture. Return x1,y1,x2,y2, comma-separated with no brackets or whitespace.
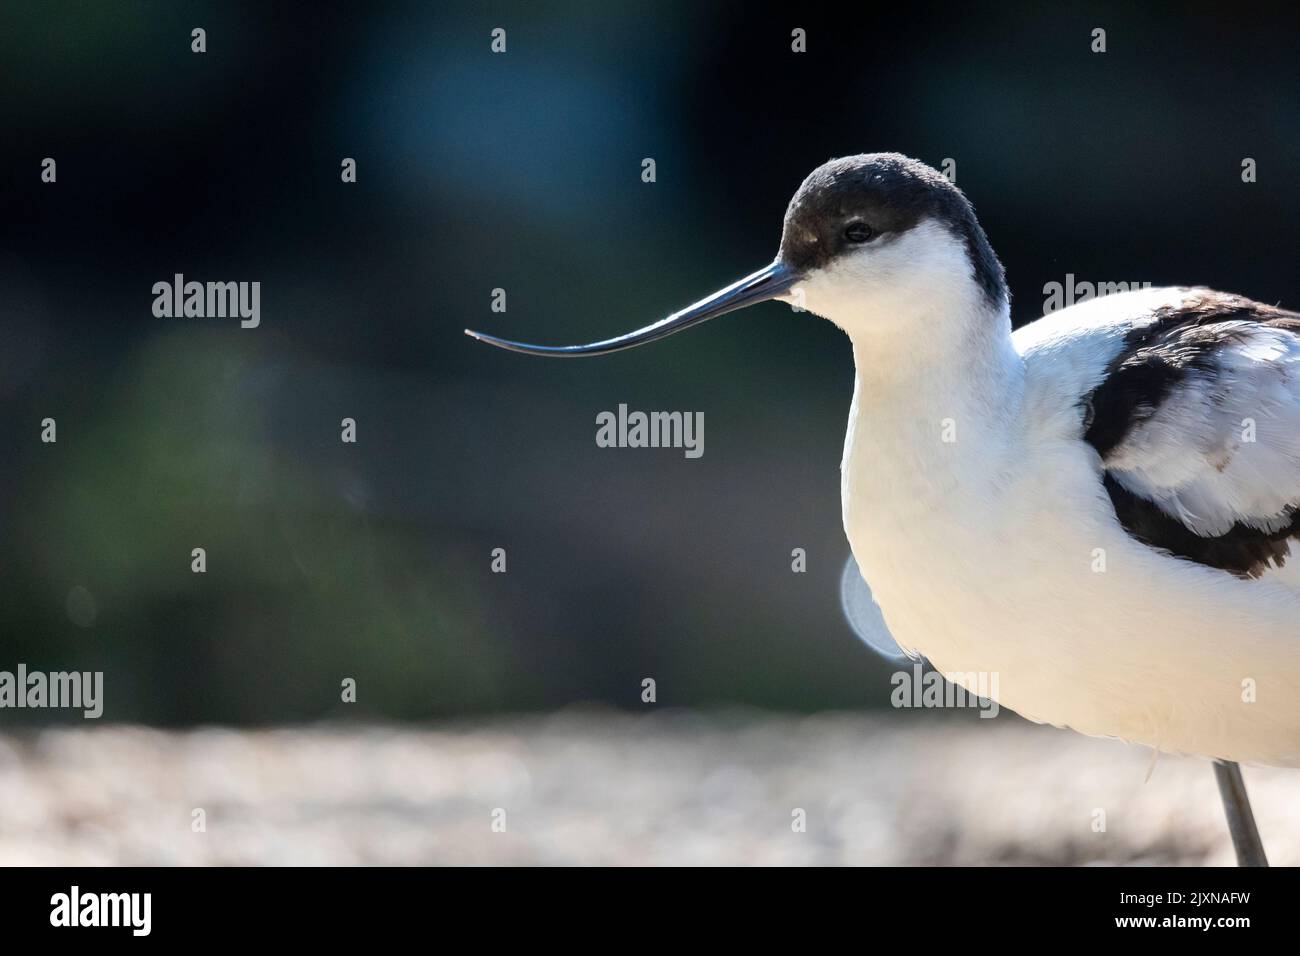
465,153,1006,356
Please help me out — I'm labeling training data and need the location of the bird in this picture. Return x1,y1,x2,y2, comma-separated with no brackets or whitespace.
466,152,1300,866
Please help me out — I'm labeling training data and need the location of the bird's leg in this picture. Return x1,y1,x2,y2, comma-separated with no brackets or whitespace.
1212,760,1268,867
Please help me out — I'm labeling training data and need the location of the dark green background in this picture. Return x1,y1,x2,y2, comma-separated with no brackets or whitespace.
3,2,1297,722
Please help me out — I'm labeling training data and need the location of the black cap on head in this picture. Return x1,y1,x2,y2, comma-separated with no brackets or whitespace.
778,153,1007,306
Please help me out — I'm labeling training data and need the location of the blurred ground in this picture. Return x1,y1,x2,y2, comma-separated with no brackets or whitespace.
1,710,1297,866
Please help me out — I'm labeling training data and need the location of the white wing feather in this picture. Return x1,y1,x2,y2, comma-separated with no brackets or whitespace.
839,552,911,661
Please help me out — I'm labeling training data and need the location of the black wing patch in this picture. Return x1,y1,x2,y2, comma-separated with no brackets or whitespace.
1082,292,1300,578
1102,475,1300,578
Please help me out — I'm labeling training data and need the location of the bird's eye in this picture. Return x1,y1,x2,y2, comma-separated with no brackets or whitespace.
843,221,875,243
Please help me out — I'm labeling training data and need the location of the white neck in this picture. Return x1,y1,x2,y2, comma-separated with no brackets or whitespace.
840,290,1023,528
786,219,1025,548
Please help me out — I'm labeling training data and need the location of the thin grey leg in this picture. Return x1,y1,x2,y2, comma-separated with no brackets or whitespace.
1213,760,1268,867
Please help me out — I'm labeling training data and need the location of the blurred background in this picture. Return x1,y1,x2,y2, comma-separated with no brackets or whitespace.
2,1,1299,864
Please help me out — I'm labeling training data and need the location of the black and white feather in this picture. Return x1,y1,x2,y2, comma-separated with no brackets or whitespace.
1079,292,1300,578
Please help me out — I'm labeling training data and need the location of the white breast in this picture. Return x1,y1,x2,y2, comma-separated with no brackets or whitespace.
841,288,1300,768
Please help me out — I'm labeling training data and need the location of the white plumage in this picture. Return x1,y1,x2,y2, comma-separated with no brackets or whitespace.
829,250,1300,768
